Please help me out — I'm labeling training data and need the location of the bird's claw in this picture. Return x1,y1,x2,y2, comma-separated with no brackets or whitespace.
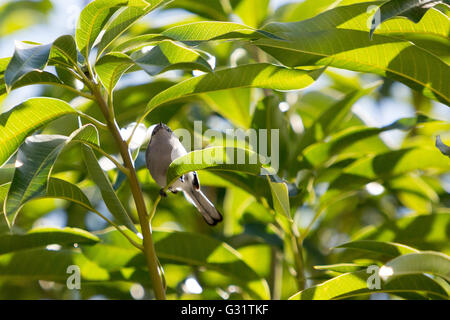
159,189,167,197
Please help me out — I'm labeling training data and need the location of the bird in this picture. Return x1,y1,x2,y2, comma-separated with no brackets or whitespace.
145,122,223,226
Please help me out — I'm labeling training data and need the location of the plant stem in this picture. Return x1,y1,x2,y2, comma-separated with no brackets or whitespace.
290,231,306,291
88,79,166,300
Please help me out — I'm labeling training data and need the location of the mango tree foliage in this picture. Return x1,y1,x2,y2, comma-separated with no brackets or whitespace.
0,0,448,300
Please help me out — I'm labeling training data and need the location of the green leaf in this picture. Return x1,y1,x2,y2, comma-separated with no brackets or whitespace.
82,227,269,299
274,0,339,22
256,2,450,105
314,263,367,273
337,240,419,258
436,135,450,157
0,70,62,96
165,0,230,20
109,34,162,53
353,212,450,251
290,269,449,299
165,147,276,188
4,41,52,90
95,0,171,58
0,97,77,167
75,0,150,59
4,125,99,226
268,179,291,220
162,21,277,42
370,0,448,38
144,63,323,117
380,251,450,282
0,248,110,282
132,40,213,76
234,0,269,28
2,177,107,228
49,34,78,67
95,52,134,94
302,115,434,168
81,145,137,233
0,227,99,254
297,84,381,154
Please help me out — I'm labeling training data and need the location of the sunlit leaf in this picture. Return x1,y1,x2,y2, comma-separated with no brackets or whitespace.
0,97,77,167
337,240,419,258
256,2,450,104
370,0,448,38
144,63,323,117
0,227,99,254
290,270,449,299
380,251,450,282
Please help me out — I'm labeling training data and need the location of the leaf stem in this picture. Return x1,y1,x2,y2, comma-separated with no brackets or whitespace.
88,79,166,300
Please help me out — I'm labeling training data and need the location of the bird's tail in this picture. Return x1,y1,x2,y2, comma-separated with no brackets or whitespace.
184,189,222,226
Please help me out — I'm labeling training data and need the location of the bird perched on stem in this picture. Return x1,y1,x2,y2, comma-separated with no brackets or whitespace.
146,123,223,226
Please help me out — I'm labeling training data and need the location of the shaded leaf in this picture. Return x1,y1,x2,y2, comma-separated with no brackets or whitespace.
81,145,137,233
132,40,213,76
435,135,450,157
4,41,52,90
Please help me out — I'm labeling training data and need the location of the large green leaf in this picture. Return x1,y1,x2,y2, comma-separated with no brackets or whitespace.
0,71,62,96
82,227,269,299
295,84,381,157
255,2,450,104
143,63,323,118
95,0,171,58
75,0,150,59
370,0,449,37
0,227,99,254
302,115,435,168
0,248,111,282
233,0,269,28
337,240,419,258
132,40,213,76
353,212,450,251
165,146,276,187
81,145,137,233
320,147,450,207
2,177,110,228
380,251,450,282
48,35,78,68
4,125,99,226
4,41,52,90
95,53,135,94
162,21,277,42
290,269,449,299
0,97,77,167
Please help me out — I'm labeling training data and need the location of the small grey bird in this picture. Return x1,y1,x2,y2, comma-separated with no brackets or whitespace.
146,123,223,226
